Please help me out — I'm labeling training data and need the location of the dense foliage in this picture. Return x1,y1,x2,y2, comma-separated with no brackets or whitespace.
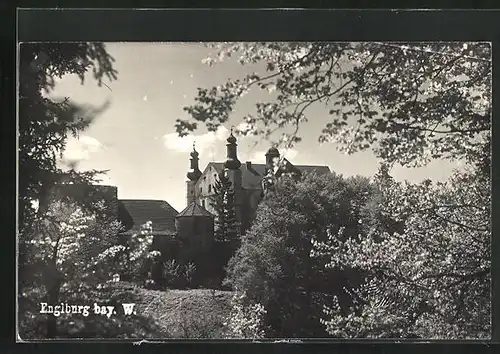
223,291,267,339
225,171,376,337
18,199,156,338
19,43,117,297
16,43,160,339
311,165,490,339
179,42,490,168
19,43,117,235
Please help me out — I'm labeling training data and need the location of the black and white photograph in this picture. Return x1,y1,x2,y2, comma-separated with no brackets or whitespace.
17,40,491,340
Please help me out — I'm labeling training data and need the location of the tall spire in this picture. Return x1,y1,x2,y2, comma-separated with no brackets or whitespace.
224,127,241,170
187,141,202,181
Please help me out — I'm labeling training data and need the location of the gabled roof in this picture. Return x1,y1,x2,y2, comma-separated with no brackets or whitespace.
204,161,331,190
176,202,213,218
119,199,178,234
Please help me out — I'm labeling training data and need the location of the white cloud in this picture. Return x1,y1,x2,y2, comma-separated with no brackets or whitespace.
163,126,229,157
249,148,298,163
61,135,103,163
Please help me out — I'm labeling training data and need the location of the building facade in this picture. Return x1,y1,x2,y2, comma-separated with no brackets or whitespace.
184,131,331,237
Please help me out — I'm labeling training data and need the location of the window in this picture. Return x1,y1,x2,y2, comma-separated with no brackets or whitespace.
200,186,202,194
202,200,205,208
208,184,212,193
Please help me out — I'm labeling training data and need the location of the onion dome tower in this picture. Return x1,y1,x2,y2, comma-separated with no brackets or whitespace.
186,143,202,206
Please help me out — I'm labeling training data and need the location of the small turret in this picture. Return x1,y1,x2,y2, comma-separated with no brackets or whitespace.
186,142,202,206
224,128,241,170
265,146,280,173
187,143,202,181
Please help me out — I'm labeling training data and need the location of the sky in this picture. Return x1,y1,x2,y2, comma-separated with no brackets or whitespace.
49,42,463,212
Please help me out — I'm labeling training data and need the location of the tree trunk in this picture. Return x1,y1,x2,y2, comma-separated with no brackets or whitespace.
45,280,62,338
43,263,63,339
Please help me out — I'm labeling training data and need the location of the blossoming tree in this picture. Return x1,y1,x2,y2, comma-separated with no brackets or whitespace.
311,165,490,338
20,199,155,338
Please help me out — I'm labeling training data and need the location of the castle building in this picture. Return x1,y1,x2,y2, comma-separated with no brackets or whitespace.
183,131,331,236
45,131,330,280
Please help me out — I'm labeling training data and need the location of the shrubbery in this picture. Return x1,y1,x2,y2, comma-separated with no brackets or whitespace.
147,258,197,290
223,291,267,338
312,166,490,339
225,171,375,337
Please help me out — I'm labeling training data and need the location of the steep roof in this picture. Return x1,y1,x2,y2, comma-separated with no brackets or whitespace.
176,202,213,218
119,199,178,234
205,161,331,190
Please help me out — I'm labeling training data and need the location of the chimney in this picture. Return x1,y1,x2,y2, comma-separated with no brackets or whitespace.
246,161,260,176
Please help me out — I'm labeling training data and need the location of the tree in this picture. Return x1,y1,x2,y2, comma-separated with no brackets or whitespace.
225,171,376,337
210,171,238,242
19,197,156,338
19,42,117,236
18,43,123,338
18,43,118,305
20,199,121,338
177,42,490,169
311,165,490,339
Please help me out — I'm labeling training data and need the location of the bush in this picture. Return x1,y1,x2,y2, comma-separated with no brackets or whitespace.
223,291,267,339
150,259,197,289
312,166,491,339
225,171,375,337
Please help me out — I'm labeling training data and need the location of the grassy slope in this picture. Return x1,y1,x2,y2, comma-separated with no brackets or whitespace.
136,286,234,338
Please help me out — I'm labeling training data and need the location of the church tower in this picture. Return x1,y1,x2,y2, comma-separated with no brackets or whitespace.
186,143,202,206
224,129,243,235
